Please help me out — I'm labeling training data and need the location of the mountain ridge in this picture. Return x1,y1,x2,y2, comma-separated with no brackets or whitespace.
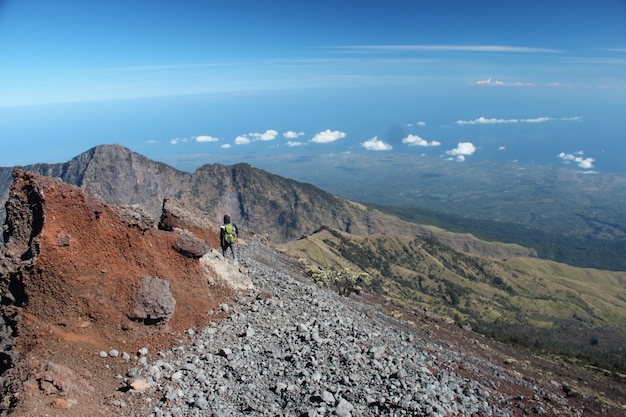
0,144,534,259
1,170,624,416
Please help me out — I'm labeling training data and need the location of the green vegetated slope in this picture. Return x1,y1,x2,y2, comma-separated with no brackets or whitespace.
252,152,626,271
368,203,626,272
281,227,626,372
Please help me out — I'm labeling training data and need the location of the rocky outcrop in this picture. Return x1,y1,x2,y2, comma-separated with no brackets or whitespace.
158,197,217,233
0,170,239,416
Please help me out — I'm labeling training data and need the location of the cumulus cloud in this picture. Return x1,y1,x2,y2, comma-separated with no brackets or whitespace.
286,141,305,147
402,134,441,147
252,129,278,141
362,136,392,151
233,129,279,145
171,136,221,145
194,135,219,143
446,142,476,161
284,131,305,139
456,116,582,125
221,143,232,149
558,151,595,169
407,121,426,127
311,129,347,143
234,135,251,145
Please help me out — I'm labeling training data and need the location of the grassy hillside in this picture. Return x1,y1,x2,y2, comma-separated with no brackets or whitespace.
369,204,626,271
250,152,626,271
281,227,626,373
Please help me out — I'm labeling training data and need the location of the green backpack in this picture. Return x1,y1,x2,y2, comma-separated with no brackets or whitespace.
224,223,237,244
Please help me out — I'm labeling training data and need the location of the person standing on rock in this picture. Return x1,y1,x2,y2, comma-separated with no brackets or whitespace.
220,214,238,263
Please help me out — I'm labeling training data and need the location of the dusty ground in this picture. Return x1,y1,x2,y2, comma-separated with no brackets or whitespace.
1,171,625,416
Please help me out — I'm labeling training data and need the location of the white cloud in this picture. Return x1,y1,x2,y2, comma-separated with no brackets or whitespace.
286,141,305,147
170,137,194,144
402,134,441,147
446,142,476,161
474,78,534,87
498,146,506,150
557,151,595,169
251,129,278,141
476,78,505,86
311,129,347,143
362,136,392,151
221,143,231,149
170,138,181,145
284,131,305,139
194,135,219,143
234,135,251,145
407,121,426,127
233,129,279,145
456,116,582,125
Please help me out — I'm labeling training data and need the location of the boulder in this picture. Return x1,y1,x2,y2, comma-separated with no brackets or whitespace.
173,228,209,258
200,250,253,292
158,198,217,232
129,276,176,325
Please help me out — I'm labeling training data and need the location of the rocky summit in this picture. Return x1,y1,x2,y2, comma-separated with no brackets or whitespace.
0,170,625,417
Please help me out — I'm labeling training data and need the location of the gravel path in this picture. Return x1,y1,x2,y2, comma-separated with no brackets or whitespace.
117,239,551,417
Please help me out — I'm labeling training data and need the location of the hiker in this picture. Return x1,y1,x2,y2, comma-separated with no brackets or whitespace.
220,214,238,262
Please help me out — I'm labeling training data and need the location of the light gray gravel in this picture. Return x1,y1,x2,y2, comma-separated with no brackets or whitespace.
112,238,547,417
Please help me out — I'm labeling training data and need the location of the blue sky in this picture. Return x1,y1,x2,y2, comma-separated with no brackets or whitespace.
1,0,625,172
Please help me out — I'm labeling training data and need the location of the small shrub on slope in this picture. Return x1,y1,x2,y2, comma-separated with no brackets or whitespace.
305,264,367,296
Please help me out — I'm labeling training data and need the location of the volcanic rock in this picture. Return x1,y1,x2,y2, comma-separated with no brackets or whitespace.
0,170,235,416
1,169,624,417
129,276,176,325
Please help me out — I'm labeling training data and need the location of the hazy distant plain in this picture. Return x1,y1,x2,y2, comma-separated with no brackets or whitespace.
160,151,626,242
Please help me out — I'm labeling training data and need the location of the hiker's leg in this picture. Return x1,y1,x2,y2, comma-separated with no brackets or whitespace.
230,242,237,261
